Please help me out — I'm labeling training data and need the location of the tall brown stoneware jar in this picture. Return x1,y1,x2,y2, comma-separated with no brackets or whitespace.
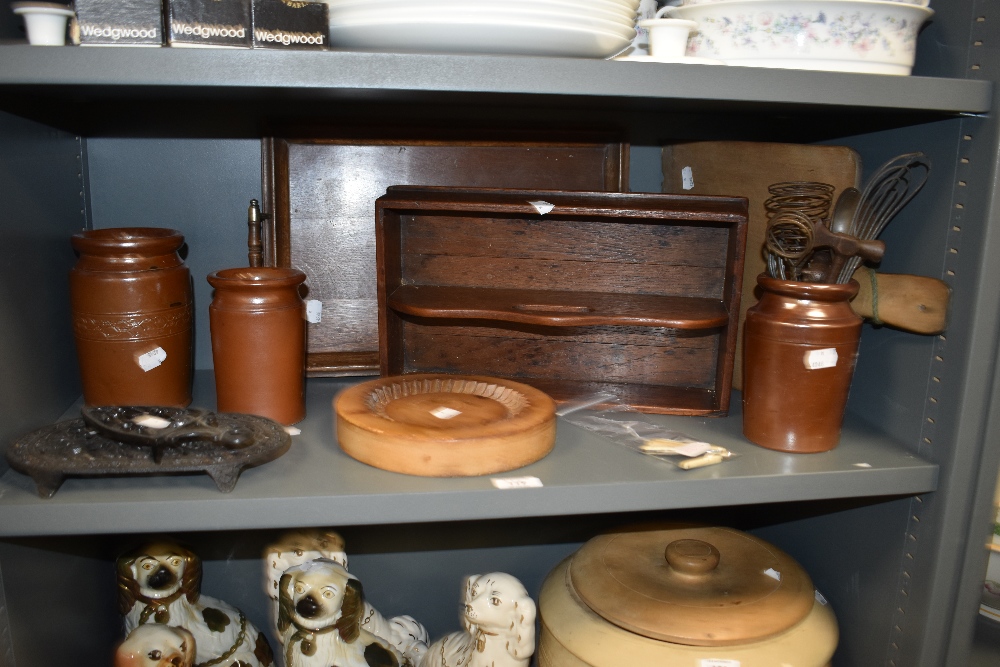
207,267,307,425
70,228,193,407
743,274,862,453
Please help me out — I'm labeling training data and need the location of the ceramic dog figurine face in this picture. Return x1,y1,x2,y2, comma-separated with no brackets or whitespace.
115,624,196,667
418,572,535,667
278,559,402,667
118,542,200,617
117,541,273,667
265,530,428,661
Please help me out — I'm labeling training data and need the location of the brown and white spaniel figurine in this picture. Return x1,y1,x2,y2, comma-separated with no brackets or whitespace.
264,529,428,662
277,559,408,667
418,573,535,667
117,541,273,667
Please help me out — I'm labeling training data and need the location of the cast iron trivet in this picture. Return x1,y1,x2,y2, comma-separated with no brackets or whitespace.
7,406,291,498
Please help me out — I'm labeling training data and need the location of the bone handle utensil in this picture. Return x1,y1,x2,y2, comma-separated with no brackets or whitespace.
850,266,950,334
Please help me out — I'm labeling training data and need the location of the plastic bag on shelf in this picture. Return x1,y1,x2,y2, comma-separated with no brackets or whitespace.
558,393,736,470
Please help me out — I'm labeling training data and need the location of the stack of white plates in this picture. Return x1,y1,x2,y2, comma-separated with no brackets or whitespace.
321,0,640,58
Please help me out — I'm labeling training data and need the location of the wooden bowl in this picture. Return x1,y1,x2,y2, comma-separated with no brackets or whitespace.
334,374,557,476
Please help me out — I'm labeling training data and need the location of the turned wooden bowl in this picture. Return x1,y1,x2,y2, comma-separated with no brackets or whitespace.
334,374,557,477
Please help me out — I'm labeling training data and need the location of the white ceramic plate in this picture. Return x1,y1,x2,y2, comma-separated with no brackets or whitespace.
327,18,634,57
329,6,637,37
326,0,640,20
322,0,640,16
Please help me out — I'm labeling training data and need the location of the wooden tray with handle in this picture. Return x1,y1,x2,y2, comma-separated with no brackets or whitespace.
261,131,629,377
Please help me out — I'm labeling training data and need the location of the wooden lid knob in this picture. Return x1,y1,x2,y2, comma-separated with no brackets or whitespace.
665,539,720,575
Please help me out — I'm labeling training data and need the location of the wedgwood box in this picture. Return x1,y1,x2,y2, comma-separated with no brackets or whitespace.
75,0,163,45
252,0,328,50
167,0,251,48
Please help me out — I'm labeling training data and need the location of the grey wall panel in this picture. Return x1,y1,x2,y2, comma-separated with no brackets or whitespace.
628,145,662,193
0,112,84,470
754,497,912,667
85,139,261,370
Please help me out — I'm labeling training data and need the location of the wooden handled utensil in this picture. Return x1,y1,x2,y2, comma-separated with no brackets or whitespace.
850,266,950,334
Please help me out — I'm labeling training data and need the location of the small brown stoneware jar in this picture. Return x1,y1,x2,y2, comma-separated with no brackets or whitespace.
743,274,862,453
207,267,307,425
70,228,193,407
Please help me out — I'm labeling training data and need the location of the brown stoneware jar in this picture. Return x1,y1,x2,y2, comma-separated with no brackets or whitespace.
208,267,307,425
70,228,193,407
743,274,862,453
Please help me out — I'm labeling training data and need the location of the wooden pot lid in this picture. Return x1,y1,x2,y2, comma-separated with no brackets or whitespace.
569,525,815,646
335,374,556,477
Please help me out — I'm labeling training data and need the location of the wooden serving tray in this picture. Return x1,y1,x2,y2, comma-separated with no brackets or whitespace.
261,133,629,377
335,373,557,477
375,187,749,415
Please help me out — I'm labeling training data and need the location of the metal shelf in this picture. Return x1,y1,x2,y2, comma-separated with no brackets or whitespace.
0,45,991,138
0,371,938,537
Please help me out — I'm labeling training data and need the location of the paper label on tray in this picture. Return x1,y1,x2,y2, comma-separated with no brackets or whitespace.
491,476,543,489
682,166,695,190
528,200,554,215
804,348,838,370
700,660,740,667
136,347,167,372
305,299,323,323
430,406,462,420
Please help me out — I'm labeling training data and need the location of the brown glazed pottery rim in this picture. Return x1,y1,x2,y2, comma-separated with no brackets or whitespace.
71,228,184,255
207,267,307,289
756,273,859,301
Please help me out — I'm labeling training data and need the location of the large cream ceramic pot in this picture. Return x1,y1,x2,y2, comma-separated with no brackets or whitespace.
538,524,838,667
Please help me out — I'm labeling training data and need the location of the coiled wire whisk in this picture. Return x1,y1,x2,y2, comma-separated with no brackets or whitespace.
764,181,834,281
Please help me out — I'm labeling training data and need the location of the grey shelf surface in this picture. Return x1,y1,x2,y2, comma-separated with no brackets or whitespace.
0,371,938,537
0,45,991,137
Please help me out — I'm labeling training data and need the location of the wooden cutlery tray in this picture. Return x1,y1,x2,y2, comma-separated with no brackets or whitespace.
375,187,748,415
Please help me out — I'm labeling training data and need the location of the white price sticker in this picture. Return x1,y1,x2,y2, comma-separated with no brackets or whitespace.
700,660,740,667
804,348,839,370
815,589,829,606
305,299,323,323
682,166,695,190
430,407,462,420
764,568,782,581
132,414,171,429
528,200,555,215
136,347,167,372
491,476,543,490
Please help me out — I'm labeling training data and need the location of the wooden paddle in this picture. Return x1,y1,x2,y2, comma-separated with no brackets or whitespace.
850,266,950,334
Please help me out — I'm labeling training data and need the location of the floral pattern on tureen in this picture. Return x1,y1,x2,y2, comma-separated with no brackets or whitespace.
688,10,918,58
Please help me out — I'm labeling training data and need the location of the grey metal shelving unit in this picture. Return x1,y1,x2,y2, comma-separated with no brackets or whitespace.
0,1,998,665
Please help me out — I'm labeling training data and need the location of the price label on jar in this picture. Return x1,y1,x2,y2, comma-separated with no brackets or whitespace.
803,348,838,370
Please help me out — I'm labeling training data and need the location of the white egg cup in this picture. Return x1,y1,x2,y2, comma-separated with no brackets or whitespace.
636,8,697,60
12,2,74,46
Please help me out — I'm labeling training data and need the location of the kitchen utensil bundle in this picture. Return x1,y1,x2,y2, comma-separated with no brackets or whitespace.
764,153,930,286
